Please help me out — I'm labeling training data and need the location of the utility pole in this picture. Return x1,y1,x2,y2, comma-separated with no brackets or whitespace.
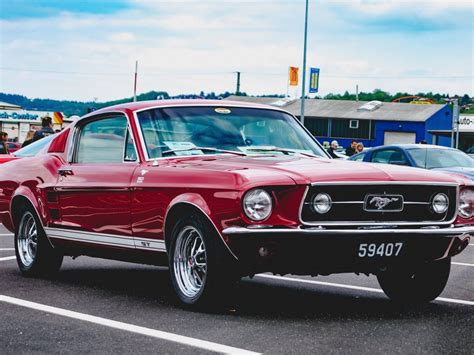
356,84,359,101
300,0,309,125
454,99,460,149
235,71,241,96
450,98,459,148
133,60,138,102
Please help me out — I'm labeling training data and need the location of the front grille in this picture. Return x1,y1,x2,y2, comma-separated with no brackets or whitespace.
300,183,458,225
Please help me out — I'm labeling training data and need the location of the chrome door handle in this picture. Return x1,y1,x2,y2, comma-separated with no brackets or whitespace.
58,168,74,176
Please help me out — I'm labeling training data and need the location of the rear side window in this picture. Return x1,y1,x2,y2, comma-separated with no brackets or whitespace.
371,149,409,165
371,149,394,163
75,116,128,163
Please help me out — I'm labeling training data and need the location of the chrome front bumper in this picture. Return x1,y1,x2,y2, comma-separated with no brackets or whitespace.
223,225,474,237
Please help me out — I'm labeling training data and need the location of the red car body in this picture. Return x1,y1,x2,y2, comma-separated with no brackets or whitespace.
0,155,18,164
0,100,472,308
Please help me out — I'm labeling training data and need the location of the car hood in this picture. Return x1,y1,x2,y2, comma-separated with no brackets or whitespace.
164,155,462,186
432,167,474,180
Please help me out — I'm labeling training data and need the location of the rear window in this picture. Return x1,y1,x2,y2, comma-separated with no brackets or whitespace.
14,134,56,157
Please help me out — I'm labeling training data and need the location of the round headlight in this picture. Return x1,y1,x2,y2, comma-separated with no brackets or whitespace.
458,189,473,218
313,193,332,214
243,189,272,221
431,193,449,214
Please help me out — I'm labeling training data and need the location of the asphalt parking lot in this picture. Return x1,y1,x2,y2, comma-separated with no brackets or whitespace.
1,223,473,354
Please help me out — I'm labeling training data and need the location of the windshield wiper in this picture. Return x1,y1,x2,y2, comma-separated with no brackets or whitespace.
245,146,319,158
161,147,247,157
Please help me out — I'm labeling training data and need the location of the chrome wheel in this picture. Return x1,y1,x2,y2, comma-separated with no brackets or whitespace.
173,226,207,299
17,211,38,267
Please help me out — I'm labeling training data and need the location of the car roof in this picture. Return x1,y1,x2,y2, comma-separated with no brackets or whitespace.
372,144,455,151
83,99,279,118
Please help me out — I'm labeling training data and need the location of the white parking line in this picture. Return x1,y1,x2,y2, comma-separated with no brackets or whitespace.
452,262,474,267
0,234,13,237
0,248,14,251
255,274,474,306
469,244,474,247
0,256,15,262
0,295,260,354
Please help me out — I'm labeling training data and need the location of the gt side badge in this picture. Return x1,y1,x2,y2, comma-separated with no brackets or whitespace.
214,108,231,114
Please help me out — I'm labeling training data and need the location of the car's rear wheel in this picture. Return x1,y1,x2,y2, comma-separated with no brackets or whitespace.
377,258,451,304
15,206,63,277
169,214,237,309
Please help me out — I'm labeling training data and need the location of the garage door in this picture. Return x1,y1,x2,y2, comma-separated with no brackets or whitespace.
384,131,416,145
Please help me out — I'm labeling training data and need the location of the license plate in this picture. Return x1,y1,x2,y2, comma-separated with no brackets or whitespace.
358,242,404,258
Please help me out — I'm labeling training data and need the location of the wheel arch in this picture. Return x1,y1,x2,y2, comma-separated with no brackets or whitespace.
10,188,44,231
163,197,238,260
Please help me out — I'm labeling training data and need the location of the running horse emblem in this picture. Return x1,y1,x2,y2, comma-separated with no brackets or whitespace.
369,196,400,210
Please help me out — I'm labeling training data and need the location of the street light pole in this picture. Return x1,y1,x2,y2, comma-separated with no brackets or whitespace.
300,0,309,126
133,60,138,102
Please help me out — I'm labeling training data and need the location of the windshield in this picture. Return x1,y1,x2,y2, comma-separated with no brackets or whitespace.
14,134,56,157
136,106,327,159
408,148,474,169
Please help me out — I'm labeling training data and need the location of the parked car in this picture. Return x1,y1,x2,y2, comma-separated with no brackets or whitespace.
349,144,474,180
0,134,56,165
7,142,21,153
0,100,472,309
466,146,474,159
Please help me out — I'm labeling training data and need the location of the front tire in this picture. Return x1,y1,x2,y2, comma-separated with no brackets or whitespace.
169,214,237,309
15,206,63,277
377,258,451,304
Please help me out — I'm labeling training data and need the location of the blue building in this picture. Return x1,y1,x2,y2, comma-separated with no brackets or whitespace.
226,96,454,149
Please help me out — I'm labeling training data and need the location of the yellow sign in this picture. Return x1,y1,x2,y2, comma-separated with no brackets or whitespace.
289,66,299,86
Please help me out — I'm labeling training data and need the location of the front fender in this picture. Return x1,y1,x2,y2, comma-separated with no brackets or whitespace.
164,193,239,260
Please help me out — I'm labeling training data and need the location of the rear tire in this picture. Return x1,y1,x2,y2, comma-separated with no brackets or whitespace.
377,258,451,304
15,206,63,277
168,214,237,309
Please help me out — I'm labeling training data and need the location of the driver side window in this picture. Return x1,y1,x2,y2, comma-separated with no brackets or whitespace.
75,116,131,164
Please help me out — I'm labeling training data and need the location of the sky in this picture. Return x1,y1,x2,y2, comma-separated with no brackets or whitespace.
0,0,472,102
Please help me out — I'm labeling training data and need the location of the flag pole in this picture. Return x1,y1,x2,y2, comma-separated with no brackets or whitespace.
300,0,309,125
286,67,290,97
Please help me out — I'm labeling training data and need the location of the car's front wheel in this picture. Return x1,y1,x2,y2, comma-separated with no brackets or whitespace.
15,206,63,277
377,258,451,304
169,214,237,309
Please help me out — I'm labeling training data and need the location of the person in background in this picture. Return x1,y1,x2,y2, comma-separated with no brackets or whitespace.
327,140,340,158
22,130,36,148
33,116,55,142
345,140,358,156
356,142,364,153
0,132,10,154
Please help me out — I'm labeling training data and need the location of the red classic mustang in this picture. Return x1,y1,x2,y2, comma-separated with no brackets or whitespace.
0,100,472,309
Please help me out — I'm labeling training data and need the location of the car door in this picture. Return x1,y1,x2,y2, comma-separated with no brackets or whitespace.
49,114,139,249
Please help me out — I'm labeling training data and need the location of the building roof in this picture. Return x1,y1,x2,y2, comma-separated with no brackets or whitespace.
0,101,22,110
225,96,448,122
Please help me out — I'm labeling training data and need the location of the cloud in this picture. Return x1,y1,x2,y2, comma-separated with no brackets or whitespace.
0,0,472,101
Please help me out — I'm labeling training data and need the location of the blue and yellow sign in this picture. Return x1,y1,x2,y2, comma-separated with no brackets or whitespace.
309,67,320,93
